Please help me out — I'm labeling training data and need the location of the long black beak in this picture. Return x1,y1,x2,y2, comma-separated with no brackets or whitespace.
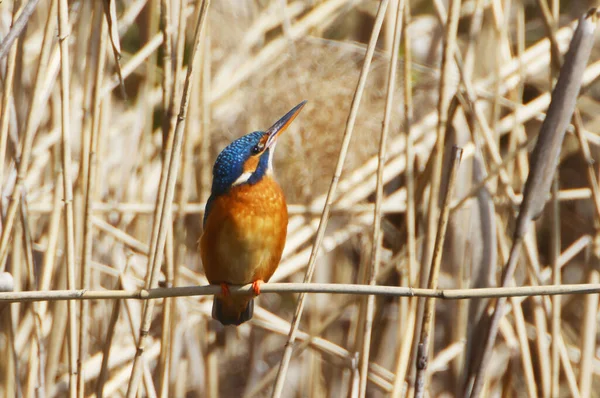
264,100,307,149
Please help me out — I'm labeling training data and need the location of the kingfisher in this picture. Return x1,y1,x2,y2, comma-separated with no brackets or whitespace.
200,101,307,326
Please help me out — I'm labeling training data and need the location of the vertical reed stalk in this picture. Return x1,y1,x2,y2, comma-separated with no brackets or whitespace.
358,0,404,395
125,2,211,396
414,147,462,397
0,0,56,271
270,2,390,395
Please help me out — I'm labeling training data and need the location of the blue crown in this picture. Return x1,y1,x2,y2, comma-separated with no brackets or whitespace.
204,131,271,226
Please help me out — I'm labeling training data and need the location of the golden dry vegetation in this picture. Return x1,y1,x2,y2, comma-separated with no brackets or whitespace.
1,0,600,397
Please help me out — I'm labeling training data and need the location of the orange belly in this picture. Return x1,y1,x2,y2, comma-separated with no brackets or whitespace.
200,177,288,285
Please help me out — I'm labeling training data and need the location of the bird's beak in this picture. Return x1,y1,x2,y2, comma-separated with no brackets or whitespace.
264,100,307,149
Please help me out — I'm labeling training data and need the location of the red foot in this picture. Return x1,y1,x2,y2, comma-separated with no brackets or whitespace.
252,280,264,296
220,283,230,297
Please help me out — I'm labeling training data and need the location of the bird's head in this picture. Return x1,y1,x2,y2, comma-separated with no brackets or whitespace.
209,101,307,197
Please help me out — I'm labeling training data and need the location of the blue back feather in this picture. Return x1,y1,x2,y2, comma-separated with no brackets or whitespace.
204,131,271,227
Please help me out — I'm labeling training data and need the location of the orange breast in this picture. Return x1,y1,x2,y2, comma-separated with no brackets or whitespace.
200,177,288,285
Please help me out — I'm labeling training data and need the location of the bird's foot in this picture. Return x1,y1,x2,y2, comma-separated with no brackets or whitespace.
220,283,230,297
252,280,264,296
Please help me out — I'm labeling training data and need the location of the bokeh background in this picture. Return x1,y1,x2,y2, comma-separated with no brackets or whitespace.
1,0,600,396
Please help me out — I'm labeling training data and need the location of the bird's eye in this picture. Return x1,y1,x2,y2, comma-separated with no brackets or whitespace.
252,144,263,155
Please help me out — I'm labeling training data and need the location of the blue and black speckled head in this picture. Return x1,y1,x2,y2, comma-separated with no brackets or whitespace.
210,131,269,196
204,101,307,226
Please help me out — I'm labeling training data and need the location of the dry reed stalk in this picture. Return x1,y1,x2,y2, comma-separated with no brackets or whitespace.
92,216,150,254
101,32,164,98
101,0,126,98
194,15,217,398
414,147,462,397
250,245,411,397
253,308,396,391
20,200,46,397
522,235,582,397
550,178,561,397
276,28,581,276
520,234,582,397
17,202,41,396
245,295,365,397
270,1,390,394
358,0,404,395
411,3,461,392
77,2,108,395
491,213,537,397
392,298,417,396
27,200,413,215
4,1,600,395
0,0,56,272
159,1,191,394
422,0,461,271
118,0,150,33
0,0,40,61
157,1,176,393
536,2,600,224
390,6,416,395
210,0,357,104
6,281,600,302
510,297,538,397
96,286,122,397
578,237,599,397
469,10,599,397
125,1,210,396
0,0,24,195
197,23,212,203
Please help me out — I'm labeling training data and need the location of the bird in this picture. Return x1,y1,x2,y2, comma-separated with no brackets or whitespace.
200,101,307,326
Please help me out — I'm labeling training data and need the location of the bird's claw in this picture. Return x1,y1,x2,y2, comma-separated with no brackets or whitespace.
252,280,263,296
220,283,230,297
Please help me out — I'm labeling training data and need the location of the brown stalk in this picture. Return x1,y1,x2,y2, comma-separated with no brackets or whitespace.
550,177,561,396
101,0,126,98
156,1,175,395
0,0,56,272
578,236,599,396
391,2,415,396
210,0,362,104
0,0,40,61
76,3,108,396
414,147,463,397
19,199,46,397
536,0,600,224
358,0,405,395
270,1,390,395
422,0,462,282
5,281,600,303
0,0,25,194
410,1,462,391
124,1,211,396
469,10,599,397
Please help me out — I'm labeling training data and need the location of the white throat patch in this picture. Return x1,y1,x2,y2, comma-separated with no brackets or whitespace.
232,172,253,186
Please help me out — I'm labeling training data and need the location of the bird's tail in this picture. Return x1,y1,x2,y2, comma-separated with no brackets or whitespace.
212,295,254,326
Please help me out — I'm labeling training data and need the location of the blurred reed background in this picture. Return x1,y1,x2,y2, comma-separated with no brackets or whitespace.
0,0,600,396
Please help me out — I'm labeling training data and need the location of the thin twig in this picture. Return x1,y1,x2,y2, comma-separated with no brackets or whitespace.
0,0,40,61
125,1,211,396
415,147,463,397
2,282,600,303
56,0,79,395
270,1,390,395
0,0,56,272
469,10,599,397
77,3,107,394
358,0,404,395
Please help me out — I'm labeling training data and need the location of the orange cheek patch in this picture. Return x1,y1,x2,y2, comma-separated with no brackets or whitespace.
243,156,259,173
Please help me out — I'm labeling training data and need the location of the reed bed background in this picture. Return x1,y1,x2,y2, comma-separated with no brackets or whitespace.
1,0,600,397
